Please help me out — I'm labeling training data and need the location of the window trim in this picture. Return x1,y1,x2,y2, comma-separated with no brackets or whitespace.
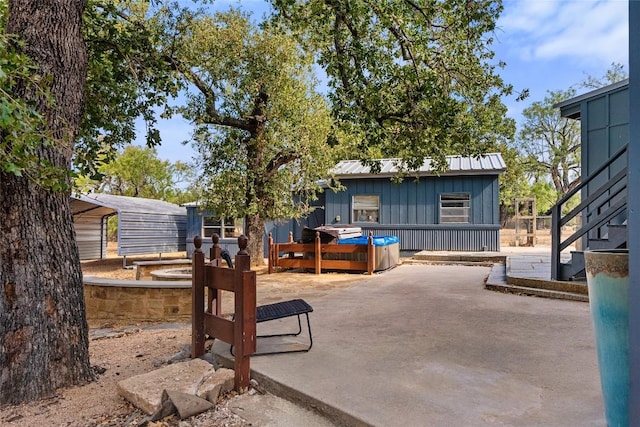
352,194,380,224
439,193,471,224
202,216,244,239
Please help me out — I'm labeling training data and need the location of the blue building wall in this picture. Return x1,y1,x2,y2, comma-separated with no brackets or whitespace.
185,173,502,256
560,82,629,239
324,174,501,251
185,195,326,258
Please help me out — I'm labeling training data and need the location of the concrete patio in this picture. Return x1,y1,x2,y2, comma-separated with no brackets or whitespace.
214,262,604,426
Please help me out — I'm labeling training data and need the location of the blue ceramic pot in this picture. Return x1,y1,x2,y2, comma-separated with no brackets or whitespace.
585,249,629,427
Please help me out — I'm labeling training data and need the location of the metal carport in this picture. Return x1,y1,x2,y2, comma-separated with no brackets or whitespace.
71,194,187,263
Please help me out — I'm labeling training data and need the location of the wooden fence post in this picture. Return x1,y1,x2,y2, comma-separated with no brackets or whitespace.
268,232,273,274
314,231,321,274
367,231,374,275
287,231,294,259
233,235,257,392
209,233,222,315
191,236,205,358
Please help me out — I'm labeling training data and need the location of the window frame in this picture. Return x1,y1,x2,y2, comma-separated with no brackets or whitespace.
202,216,244,239
439,193,471,224
352,194,380,224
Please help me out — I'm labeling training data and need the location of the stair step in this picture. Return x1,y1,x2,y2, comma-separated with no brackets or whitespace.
587,224,627,250
588,239,614,250
607,224,628,248
507,276,588,295
485,282,589,302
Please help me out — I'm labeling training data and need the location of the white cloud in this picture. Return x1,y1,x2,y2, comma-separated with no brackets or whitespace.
498,0,628,66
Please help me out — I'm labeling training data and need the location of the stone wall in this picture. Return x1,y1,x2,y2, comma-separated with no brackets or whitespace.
84,281,193,324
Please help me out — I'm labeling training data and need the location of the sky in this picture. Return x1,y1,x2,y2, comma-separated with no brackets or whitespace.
139,0,630,164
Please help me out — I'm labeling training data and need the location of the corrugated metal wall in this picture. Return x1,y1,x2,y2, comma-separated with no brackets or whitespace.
359,226,500,251
74,214,108,260
321,175,500,251
118,212,187,256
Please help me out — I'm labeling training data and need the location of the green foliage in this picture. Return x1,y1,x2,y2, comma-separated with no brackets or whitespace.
78,144,196,203
497,143,530,220
271,0,515,172
517,88,581,197
514,63,629,208
76,0,183,180
529,180,558,215
581,62,628,90
0,32,70,189
171,9,337,223
106,215,118,241
1,0,183,189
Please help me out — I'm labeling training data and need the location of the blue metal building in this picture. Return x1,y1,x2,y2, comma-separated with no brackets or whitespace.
185,153,506,257
551,80,629,280
327,153,506,252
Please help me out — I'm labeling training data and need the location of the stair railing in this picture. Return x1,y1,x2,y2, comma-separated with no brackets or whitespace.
550,144,628,280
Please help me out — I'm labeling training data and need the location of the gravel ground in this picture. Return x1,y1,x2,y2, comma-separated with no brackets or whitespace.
1,244,369,426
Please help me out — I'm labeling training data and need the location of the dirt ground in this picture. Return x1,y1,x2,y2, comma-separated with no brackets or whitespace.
1,244,370,426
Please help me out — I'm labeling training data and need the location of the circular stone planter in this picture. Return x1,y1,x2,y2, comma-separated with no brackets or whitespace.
151,268,192,281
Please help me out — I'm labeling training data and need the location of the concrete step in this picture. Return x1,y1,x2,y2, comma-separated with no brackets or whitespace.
411,255,589,302
410,253,506,263
403,258,498,267
506,275,588,295
485,282,589,302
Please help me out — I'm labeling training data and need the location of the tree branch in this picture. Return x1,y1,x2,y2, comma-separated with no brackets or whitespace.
264,152,299,180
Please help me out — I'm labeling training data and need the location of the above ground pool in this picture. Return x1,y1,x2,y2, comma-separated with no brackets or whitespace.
337,235,400,271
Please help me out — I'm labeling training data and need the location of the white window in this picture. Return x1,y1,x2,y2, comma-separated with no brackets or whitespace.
440,194,470,223
203,217,244,239
352,195,379,223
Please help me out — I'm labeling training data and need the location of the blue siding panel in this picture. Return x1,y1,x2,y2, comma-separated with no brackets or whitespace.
359,226,500,251
324,174,501,251
587,97,607,130
327,175,500,226
609,89,629,125
188,173,501,254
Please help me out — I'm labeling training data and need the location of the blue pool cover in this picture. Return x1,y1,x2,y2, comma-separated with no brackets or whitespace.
338,235,400,246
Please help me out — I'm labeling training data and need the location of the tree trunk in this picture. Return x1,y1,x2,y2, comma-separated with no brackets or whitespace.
245,213,265,267
0,0,93,404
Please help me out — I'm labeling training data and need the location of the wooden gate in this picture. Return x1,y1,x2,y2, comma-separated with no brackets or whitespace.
191,234,256,392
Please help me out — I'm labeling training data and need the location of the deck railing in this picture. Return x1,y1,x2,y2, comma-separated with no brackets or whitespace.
268,231,375,275
550,144,628,280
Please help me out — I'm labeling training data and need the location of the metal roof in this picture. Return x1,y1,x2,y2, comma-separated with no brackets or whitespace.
71,194,187,258
332,153,506,179
555,79,629,119
73,193,186,216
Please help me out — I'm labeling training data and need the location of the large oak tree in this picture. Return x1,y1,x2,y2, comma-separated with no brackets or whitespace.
167,9,337,263
271,0,515,172
0,0,93,403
